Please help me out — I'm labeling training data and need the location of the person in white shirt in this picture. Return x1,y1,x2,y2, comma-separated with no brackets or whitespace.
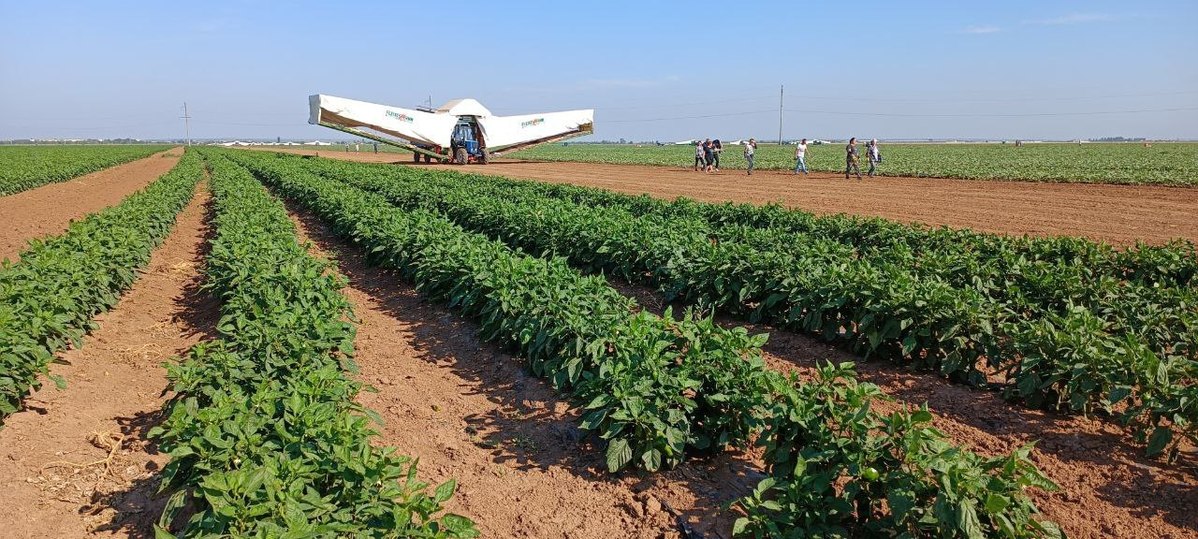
793,138,809,175
744,138,757,175
867,139,881,177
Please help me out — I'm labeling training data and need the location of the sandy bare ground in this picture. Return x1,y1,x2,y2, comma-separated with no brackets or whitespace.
286,205,756,538
0,184,217,538
0,148,183,262
259,148,1198,246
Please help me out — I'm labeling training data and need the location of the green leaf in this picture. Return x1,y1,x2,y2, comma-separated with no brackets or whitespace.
605,438,633,472
434,478,457,503
1145,426,1173,456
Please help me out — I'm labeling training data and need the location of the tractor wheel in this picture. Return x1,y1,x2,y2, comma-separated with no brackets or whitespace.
454,147,468,165
424,154,433,163
412,151,420,163
480,150,490,164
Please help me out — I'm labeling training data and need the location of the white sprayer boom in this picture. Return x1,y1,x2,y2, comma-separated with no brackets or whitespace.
308,94,593,163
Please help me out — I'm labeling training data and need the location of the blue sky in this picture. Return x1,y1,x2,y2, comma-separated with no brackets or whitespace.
1,0,1196,141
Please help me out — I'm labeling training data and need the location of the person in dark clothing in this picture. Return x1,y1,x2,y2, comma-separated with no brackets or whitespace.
845,137,862,180
703,138,715,173
712,139,723,171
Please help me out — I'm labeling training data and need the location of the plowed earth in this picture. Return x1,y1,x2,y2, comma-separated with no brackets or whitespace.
2,150,1194,538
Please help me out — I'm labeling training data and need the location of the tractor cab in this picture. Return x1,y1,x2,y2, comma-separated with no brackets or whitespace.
450,117,488,164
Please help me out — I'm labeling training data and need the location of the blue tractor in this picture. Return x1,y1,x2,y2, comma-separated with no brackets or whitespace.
449,117,489,165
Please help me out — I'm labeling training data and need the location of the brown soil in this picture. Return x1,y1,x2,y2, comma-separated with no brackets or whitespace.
615,283,1198,539
0,183,217,538
0,148,183,262
257,148,1198,246
285,204,761,539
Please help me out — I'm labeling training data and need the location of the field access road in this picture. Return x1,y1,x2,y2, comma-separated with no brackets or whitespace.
0,148,183,262
262,148,1198,247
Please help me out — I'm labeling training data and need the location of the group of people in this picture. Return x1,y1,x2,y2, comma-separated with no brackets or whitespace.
793,137,882,179
693,138,724,173
841,137,882,179
693,137,882,179
695,138,760,175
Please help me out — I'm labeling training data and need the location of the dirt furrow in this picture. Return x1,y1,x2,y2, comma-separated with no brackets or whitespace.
285,204,758,539
0,182,217,538
0,148,183,262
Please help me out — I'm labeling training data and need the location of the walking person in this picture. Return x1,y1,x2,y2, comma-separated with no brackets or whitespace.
866,139,881,177
703,138,715,173
793,138,809,175
845,137,862,180
744,138,757,175
694,140,705,171
712,139,723,171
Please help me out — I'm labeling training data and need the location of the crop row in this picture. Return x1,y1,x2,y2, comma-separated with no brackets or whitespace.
228,149,1062,537
235,151,775,473
510,142,1198,186
0,144,172,196
0,151,202,421
286,155,1198,462
148,151,477,537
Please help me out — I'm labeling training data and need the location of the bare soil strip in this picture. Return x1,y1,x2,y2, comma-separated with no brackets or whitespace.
260,148,1198,246
0,148,184,262
0,184,217,538
613,282,1198,539
286,204,762,539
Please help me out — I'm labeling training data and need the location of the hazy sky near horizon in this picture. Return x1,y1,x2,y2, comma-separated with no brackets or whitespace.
2,0,1196,142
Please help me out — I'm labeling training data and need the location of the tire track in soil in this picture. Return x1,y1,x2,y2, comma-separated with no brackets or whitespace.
284,203,764,539
612,281,1198,539
0,148,184,262
0,182,219,538
253,148,1198,246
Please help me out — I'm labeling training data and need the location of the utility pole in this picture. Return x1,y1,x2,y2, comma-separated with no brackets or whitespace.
777,85,784,145
180,102,192,146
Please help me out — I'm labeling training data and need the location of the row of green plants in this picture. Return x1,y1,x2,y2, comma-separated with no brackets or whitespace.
235,151,775,474
227,149,1063,538
509,142,1198,186
0,151,201,421
289,155,1197,463
148,151,477,537
0,144,171,196
371,162,1198,290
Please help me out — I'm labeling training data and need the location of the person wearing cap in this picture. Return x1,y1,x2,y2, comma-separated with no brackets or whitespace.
744,138,757,175
866,138,882,177
794,138,809,175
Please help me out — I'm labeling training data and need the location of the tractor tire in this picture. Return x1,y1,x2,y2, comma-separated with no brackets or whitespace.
480,150,490,164
454,147,468,165
424,154,433,163
412,151,421,163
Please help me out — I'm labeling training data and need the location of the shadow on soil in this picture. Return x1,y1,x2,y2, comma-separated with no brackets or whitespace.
284,202,759,539
87,191,220,539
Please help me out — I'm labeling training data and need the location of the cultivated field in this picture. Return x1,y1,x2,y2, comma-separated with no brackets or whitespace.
0,144,171,195
510,142,1198,185
0,145,1195,538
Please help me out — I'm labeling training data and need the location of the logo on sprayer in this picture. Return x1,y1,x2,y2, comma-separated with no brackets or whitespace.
521,118,545,128
386,110,414,123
